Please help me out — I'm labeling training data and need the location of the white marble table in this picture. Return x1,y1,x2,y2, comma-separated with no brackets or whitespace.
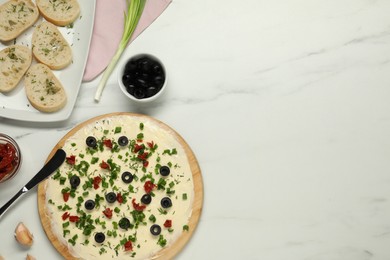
2,0,390,259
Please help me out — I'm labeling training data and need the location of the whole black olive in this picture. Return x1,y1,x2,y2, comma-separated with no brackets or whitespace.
133,88,146,99
146,86,158,97
122,74,132,86
125,60,137,72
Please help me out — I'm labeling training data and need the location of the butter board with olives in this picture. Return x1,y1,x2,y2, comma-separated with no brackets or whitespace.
37,112,203,259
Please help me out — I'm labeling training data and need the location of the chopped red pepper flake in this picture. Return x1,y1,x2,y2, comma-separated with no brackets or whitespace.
69,216,80,222
137,152,149,161
144,180,156,194
147,141,154,149
103,208,113,219
133,144,143,153
62,212,70,221
0,143,17,177
116,192,123,204
66,155,76,165
100,160,110,169
63,192,70,202
124,240,133,251
93,176,102,189
164,219,172,228
132,198,146,212
103,139,113,149
143,160,149,167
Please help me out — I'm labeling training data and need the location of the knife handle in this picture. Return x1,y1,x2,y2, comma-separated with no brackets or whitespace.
25,149,66,190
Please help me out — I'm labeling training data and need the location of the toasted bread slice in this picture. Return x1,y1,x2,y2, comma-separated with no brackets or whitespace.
0,45,32,93
32,21,72,70
24,63,67,113
36,0,80,26
0,0,39,42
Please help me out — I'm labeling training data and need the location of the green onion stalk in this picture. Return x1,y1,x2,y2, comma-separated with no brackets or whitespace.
94,0,146,102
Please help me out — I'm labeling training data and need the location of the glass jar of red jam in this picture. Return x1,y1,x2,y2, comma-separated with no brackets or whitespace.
0,134,21,183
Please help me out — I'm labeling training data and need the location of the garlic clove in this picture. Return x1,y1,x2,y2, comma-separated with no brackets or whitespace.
26,254,36,260
14,222,34,247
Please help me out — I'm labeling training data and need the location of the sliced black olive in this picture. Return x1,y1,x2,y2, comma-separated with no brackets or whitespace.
86,136,97,148
118,136,129,146
141,194,152,205
94,232,105,243
133,88,146,99
84,199,95,210
159,166,170,177
150,224,161,236
161,197,172,208
121,171,133,184
70,175,80,189
105,192,117,203
118,217,131,230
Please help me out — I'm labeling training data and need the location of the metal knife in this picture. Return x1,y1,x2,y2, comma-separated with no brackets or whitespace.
0,148,66,219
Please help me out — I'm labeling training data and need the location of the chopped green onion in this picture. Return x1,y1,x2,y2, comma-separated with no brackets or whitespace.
94,0,147,101
149,214,156,223
157,235,167,247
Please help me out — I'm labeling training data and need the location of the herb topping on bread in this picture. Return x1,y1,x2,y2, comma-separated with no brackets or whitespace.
0,0,39,42
36,0,80,26
0,45,32,93
24,63,67,112
32,21,72,70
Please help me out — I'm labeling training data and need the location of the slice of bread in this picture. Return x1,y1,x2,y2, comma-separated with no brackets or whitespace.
32,21,72,70
0,0,39,42
24,63,67,113
36,0,80,27
0,45,32,93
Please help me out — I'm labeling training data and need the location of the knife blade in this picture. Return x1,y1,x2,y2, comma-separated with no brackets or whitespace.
0,148,66,219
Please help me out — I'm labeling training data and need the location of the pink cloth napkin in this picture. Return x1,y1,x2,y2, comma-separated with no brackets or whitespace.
83,0,172,82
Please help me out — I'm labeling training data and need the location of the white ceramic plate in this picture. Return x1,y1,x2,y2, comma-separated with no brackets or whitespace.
0,0,96,122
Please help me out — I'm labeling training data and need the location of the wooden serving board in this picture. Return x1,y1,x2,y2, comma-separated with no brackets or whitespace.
37,112,203,260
